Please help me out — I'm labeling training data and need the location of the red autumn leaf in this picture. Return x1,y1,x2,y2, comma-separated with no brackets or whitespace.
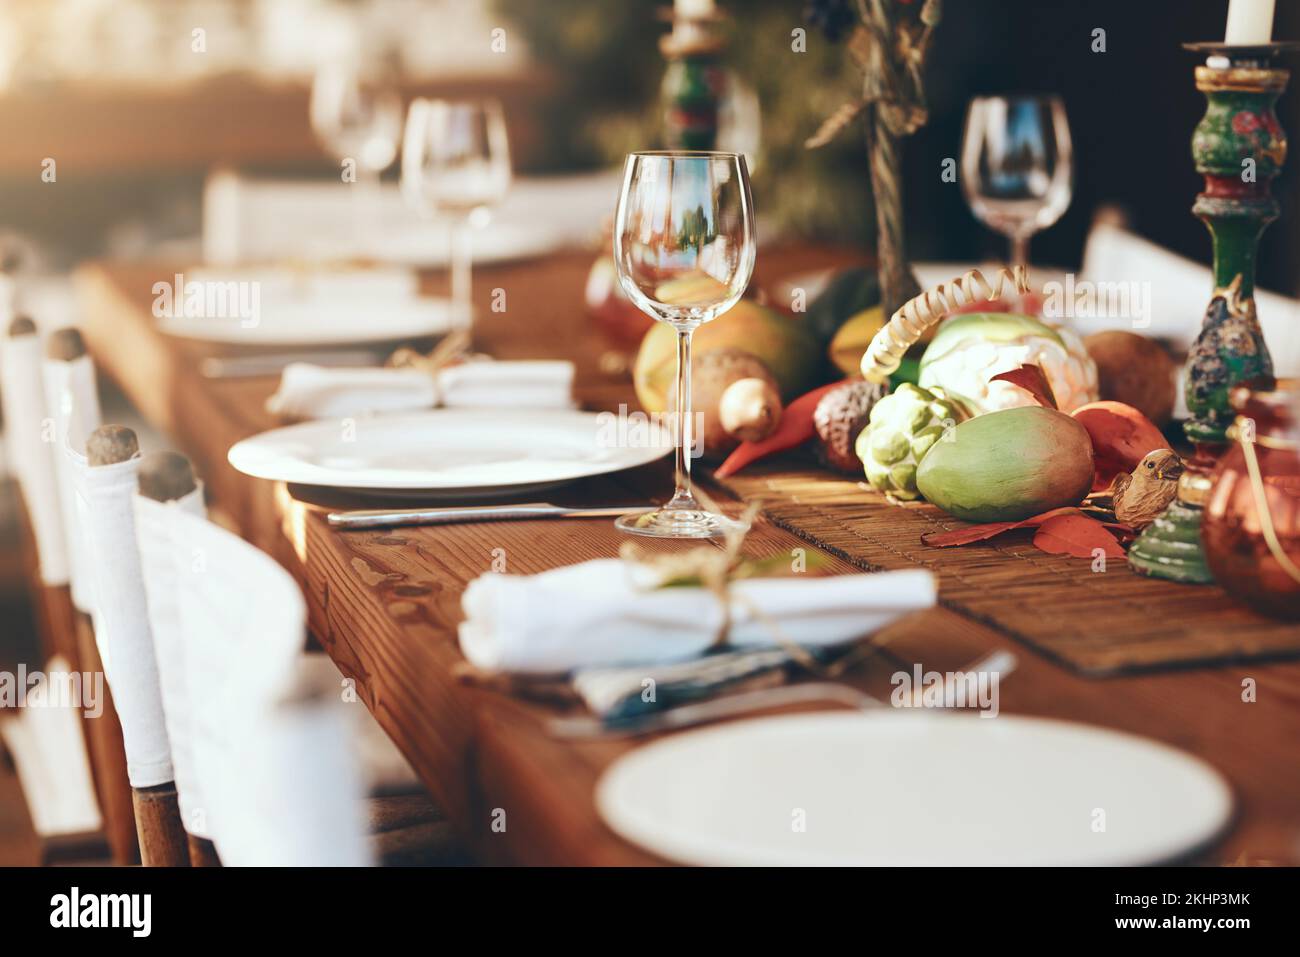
1032,513,1126,559
921,507,1080,547
922,507,1134,549
991,364,1058,409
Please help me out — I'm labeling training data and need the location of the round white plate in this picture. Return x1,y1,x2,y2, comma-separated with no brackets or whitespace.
159,297,456,348
228,408,672,496
596,712,1232,866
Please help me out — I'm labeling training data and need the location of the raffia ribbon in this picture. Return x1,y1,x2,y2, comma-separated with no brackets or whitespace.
387,327,472,377
860,265,1031,384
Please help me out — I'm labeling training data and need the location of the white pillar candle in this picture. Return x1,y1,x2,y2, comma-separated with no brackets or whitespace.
1225,0,1275,44
675,0,716,18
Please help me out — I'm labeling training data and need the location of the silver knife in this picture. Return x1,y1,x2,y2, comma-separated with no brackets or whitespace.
327,502,655,529
200,349,384,379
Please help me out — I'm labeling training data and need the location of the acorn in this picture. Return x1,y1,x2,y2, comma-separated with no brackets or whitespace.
719,377,782,444
814,378,883,473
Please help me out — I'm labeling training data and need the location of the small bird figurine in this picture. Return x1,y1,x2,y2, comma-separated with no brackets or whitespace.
1109,449,1185,529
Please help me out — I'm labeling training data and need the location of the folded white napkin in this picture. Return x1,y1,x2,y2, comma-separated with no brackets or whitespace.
1081,222,1300,375
459,560,936,675
1,334,68,584
266,358,575,420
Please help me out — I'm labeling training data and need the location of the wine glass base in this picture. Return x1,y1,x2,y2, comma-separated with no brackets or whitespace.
615,507,739,539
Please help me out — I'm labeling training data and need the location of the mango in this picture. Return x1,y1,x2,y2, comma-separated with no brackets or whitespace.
828,305,884,375
633,300,821,413
915,406,1095,522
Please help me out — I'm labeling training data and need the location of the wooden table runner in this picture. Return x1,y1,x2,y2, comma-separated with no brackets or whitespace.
719,462,1300,675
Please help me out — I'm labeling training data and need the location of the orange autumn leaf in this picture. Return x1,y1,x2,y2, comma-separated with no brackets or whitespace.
1032,513,1126,559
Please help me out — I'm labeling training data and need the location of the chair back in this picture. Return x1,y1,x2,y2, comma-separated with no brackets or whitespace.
159,506,371,866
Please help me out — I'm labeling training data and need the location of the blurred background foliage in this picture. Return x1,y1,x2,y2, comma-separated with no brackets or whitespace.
493,0,876,247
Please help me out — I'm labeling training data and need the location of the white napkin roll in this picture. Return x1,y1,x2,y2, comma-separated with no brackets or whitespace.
266,364,437,420
436,360,575,409
134,486,211,837
266,358,575,420
459,560,937,675
1,335,68,584
43,354,101,612
69,451,173,788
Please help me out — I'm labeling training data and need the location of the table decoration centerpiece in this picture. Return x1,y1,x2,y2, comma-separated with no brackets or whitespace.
1127,33,1300,583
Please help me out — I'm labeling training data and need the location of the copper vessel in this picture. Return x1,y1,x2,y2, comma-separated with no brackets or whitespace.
1203,379,1300,619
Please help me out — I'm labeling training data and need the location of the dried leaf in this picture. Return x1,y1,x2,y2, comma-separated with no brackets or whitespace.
847,25,877,71
991,364,1058,409
921,507,1078,547
805,99,868,149
1032,513,1126,559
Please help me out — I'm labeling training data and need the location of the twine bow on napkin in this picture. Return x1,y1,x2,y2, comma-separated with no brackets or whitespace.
616,494,832,671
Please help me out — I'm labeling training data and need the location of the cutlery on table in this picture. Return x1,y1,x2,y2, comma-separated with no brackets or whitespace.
327,502,655,529
549,649,1020,739
200,349,385,379
549,683,883,740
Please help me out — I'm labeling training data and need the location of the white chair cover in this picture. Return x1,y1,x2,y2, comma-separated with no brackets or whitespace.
133,488,211,837
0,333,68,584
162,507,371,866
67,447,173,788
42,353,101,612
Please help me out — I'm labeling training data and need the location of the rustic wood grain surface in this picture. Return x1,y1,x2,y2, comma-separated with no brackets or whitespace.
73,248,1300,866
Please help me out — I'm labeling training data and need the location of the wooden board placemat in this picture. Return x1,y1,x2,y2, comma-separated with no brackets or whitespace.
717,461,1300,676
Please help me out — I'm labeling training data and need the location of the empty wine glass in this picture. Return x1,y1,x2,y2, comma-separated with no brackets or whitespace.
613,151,756,539
401,98,511,332
961,95,1073,267
310,59,403,246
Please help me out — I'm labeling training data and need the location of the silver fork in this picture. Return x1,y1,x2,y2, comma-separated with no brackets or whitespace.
547,649,1019,740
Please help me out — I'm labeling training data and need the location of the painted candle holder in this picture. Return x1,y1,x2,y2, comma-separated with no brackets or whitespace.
659,7,727,151
1129,42,1300,584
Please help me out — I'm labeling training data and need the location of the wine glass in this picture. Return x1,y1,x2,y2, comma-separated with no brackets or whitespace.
309,60,403,246
401,98,511,332
613,151,756,539
961,95,1073,267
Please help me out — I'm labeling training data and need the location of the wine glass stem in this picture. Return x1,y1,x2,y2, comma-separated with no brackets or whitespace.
451,219,473,331
1011,234,1031,269
672,326,697,509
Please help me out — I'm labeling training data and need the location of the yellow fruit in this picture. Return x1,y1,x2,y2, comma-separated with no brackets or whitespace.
633,300,821,413
828,305,884,375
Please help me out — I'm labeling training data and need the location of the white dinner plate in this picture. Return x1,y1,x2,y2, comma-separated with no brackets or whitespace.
158,295,456,348
595,711,1232,866
228,408,672,497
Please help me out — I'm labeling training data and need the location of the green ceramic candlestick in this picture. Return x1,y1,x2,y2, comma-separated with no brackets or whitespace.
1130,43,1299,583
660,6,726,150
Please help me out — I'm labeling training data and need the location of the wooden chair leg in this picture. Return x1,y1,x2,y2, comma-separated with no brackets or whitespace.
73,611,139,866
187,834,221,867
132,783,190,866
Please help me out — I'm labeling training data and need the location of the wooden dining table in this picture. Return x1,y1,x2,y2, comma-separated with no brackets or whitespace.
73,245,1300,867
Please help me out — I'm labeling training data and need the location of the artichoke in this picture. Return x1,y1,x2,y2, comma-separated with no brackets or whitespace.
855,383,966,500
918,313,1099,414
